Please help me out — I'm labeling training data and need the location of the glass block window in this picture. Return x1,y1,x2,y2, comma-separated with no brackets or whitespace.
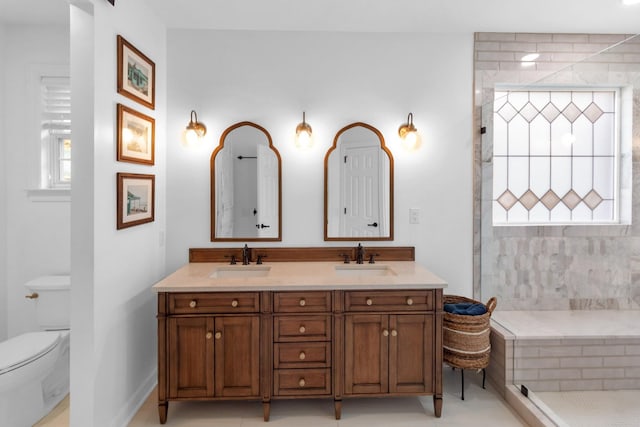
492,88,618,225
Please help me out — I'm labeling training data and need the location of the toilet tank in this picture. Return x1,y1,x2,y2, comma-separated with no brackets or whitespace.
24,275,71,330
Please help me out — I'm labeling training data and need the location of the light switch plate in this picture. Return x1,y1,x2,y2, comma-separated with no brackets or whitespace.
409,208,420,224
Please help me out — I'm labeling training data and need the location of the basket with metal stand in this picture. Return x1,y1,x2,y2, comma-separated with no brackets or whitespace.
442,295,497,400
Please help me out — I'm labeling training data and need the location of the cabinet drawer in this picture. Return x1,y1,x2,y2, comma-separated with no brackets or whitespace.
273,291,331,313
274,342,331,368
169,292,260,314
274,315,332,342
344,290,433,312
274,368,331,396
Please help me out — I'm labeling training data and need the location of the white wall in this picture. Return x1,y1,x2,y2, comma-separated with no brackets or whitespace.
0,23,7,341
1,23,70,338
70,1,166,426
166,30,474,296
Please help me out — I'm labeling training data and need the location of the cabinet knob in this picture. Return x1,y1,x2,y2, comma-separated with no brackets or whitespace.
231,299,239,308
189,300,197,308
299,325,306,333
299,351,306,360
206,332,213,339
298,378,306,387
406,297,413,306
25,292,39,299
382,329,389,337
391,329,398,337
366,298,373,306
214,331,222,340
299,298,306,307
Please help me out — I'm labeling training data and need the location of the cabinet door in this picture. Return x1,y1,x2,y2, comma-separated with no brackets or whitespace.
168,317,214,398
388,314,434,393
344,314,388,394
214,315,261,397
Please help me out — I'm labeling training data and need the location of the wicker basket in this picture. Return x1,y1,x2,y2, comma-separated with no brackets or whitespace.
443,295,497,370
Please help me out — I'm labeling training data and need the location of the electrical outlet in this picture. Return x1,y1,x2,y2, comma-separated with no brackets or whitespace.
409,208,420,224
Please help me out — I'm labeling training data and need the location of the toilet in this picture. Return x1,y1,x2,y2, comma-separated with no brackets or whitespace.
0,275,70,427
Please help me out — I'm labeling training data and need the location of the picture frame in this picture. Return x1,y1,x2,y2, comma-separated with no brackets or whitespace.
117,103,155,165
117,173,155,230
117,35,155,110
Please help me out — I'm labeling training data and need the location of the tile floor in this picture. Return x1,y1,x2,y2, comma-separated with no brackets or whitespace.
535,389,640,427
35,367,528,427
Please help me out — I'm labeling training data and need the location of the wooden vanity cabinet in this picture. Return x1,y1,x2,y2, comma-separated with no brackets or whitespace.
344,313,434,394
272,292,333,399
168,315,260,398
342,290,442,417
157,292,262,424
158,288,443,423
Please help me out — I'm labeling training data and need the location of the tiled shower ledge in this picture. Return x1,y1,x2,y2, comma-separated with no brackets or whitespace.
491,310,640,340
490,310,640,393
488,310,640,427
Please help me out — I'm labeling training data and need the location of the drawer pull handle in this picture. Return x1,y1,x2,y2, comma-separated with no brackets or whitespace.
299,351,306,360
298,378,306,387
189,300,197,308
366,298,373,306
299,325,306,333
382,329,389,337
299,298,306,307
391,329,398,337
214,332,222,340
206,332,213,339
231,299,239,308
406,298,413,306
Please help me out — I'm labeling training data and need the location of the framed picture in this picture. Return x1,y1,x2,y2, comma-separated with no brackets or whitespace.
117,173,155,229
117,35,155,109
117,103,155,165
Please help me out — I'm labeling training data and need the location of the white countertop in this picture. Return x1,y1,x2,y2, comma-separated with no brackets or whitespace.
152,261,447,292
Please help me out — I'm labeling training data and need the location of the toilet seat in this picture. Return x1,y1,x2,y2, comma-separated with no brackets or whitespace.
0,332,60,375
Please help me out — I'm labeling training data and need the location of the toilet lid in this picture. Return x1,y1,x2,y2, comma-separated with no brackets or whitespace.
0,332,60,375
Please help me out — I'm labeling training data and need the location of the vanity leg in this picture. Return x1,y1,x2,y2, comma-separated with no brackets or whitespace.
433,395,442,418
158,402,168,424
263,401,271,422
334,399,342,420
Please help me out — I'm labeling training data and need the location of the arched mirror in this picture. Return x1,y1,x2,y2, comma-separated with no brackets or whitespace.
211,121,282,241
324,122,393,241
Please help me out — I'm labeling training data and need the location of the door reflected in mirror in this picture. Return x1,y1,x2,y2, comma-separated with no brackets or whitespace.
211,122,282,241
324,122,394,241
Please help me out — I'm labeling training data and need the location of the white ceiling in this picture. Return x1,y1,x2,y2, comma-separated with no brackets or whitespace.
1,0,639,34
0,0,68,25
145,0,640,33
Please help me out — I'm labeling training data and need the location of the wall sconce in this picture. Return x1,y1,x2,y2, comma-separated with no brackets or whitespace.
182,110,207,147
295,111,313,149
398,112,419,149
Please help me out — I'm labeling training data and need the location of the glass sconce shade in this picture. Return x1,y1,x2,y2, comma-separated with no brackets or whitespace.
295,111,313,149
398,112,419,149
183,110,207,147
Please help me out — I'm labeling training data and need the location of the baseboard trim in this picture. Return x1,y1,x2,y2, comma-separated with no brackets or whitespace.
111,369,156,427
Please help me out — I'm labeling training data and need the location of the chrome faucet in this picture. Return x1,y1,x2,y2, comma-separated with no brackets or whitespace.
242,244,251,265
356,243,365,264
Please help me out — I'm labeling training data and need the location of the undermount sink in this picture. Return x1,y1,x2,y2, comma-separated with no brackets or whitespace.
210,265,271,278
334,264,396,277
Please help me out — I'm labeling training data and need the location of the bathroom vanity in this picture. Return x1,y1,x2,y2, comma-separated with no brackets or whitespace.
153,247,446,424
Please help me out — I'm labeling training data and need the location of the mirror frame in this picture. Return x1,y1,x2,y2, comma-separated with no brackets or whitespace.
324,122,394,241
210,121,282,242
